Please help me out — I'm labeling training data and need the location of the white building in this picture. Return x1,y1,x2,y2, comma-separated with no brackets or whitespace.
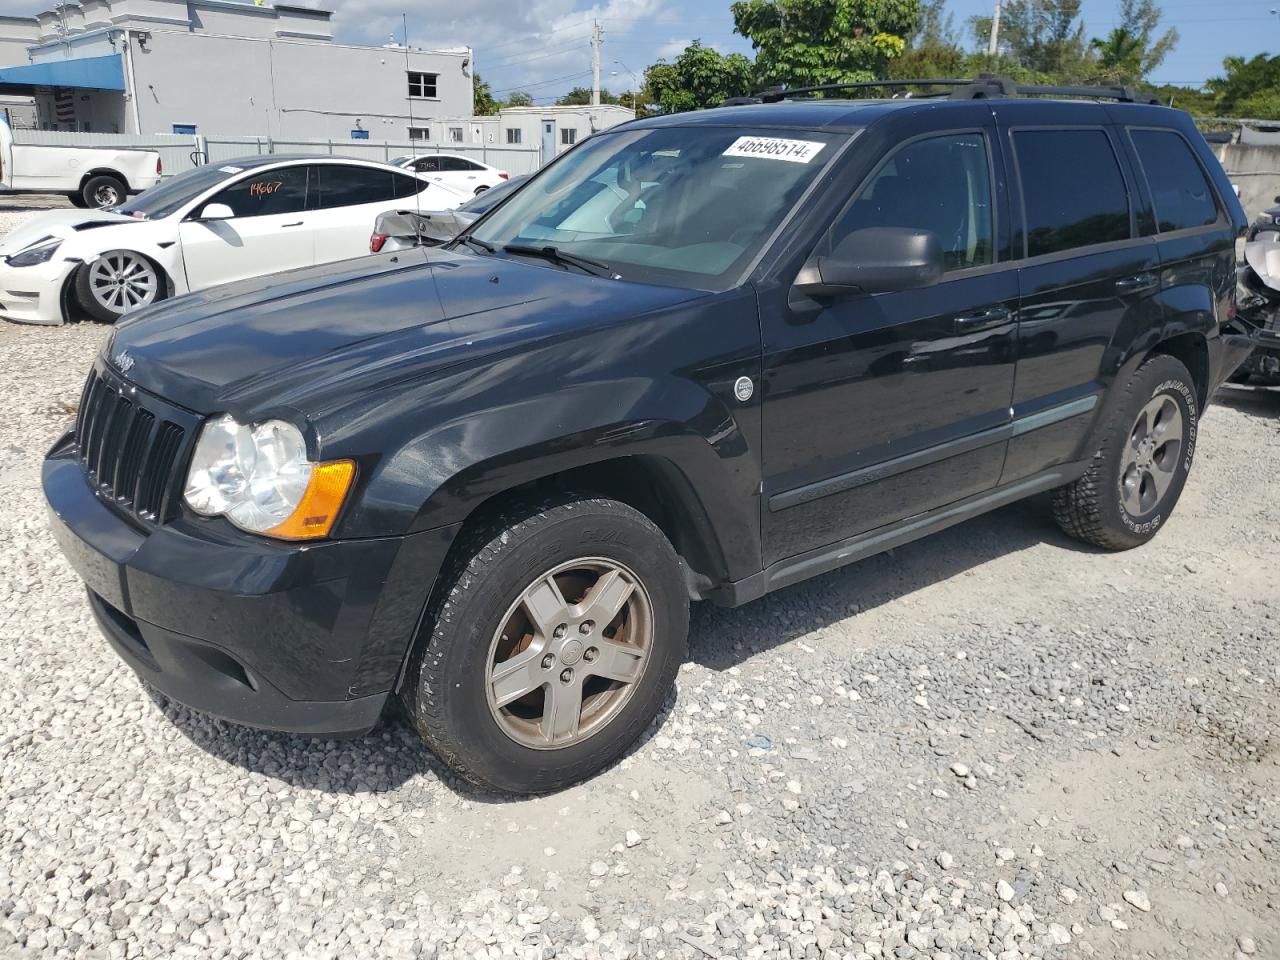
0,0,475,139
406,103,635,164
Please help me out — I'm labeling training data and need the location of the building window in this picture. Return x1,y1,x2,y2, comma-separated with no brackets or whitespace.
561,128,577,145
172,123,196,135
505,128,522,145
448,126,464,143
407,71,438,98
408,126,429,141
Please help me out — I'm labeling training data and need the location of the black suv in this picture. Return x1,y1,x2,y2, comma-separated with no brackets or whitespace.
44,81,1254,793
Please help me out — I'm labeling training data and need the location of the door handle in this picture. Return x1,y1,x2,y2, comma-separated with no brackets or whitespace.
953,306,1011,334
281,221,303,228
1115,273,1158,294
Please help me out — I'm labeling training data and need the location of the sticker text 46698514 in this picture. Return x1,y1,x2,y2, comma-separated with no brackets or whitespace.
722,136,827,164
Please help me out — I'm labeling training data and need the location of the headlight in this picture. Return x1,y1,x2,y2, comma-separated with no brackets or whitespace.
183,414,355,540
6,236,62,267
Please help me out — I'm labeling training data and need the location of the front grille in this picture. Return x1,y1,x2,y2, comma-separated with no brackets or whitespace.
75,367,190,524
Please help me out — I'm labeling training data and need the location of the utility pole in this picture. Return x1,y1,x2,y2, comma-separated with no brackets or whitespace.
591,20,602,106
987,0,1001,57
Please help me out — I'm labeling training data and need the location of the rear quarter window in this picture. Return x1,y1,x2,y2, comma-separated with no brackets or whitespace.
1014,129,1131,258
1129,129,1219,233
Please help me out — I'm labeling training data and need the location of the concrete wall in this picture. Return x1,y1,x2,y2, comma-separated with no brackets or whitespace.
1214,143,1280,219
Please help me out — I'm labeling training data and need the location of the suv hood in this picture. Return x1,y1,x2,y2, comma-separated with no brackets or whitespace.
108,248,704,416
0,209,137,255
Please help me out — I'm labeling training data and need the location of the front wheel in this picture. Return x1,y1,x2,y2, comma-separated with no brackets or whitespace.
1052,354,1198,550
73,250,164,323
401,496,688,794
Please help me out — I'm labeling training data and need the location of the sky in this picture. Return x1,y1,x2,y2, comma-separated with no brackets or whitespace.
4,0,1274,101
326,0,1280,102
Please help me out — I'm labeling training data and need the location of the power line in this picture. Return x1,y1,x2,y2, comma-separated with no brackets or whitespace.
490,70,593,94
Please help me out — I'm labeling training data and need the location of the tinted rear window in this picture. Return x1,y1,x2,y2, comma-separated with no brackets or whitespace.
1130,129,1218,233
1015,129,1131,257
315,165,396,208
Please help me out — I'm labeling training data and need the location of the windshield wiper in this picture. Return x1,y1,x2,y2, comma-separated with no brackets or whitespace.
503,243,618,278
457,234,495,254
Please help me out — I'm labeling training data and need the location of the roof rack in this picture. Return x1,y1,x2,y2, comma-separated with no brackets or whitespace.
730,74,1161,106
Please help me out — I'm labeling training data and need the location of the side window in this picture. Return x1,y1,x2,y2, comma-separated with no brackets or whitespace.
832,132,994,272
415,157,441,173
1015,129,1130,257
315,165,395,208
1130,129,1218,233
204,167,308,218
441,157,473,172
391,172,423,199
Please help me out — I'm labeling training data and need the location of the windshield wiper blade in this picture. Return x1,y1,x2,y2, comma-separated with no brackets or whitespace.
458,234,495,254
503,243,618,278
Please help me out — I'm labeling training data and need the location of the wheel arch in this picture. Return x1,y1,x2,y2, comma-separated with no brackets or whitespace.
438,452,734,597
79,168,130,193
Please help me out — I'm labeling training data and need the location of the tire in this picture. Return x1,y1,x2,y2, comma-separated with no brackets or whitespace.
79,175,126,209
67,192,89,209
400,496,688,794
73,250,164,323
1051,354,1198,550
474,185,489,195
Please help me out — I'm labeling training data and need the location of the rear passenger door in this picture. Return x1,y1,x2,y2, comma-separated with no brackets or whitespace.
996,116,1161,483
309,164,420,263
760,124,1020,565
1122,125,1236,351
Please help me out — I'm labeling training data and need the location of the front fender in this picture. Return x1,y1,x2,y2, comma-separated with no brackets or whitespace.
324,287,764,580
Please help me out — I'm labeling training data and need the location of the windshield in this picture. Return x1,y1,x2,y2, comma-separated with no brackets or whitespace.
468,126,844,290
115,163,247,220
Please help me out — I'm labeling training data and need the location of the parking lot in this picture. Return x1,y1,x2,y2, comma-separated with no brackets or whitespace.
0,195,1277,960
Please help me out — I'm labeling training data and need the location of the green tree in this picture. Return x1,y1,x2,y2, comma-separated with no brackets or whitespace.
473,73,498,116
504,91,534,108
1208,54,1280,117
1088,0,1177,84
643,41,755,113
731,0,921,87
556,87,624,106
971,0,1091,80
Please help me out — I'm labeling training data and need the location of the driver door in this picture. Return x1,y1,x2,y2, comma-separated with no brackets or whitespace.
178,166,314,290
760,127,1020,565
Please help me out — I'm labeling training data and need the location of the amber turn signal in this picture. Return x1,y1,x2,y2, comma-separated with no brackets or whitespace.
265,460,356,541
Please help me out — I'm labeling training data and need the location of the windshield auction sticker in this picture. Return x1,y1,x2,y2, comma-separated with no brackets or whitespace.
723,136,826,163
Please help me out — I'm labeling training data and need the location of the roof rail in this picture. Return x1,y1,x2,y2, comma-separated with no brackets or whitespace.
728,74,1162,106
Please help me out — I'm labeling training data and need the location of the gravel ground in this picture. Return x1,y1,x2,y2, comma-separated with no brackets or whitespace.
1,197,1277,960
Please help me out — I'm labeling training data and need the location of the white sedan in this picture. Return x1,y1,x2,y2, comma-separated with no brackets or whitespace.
0,156,469,325
389,153,510,195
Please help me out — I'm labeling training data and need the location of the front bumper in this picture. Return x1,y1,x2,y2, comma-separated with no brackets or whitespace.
0,256,75,325
43,434,458,737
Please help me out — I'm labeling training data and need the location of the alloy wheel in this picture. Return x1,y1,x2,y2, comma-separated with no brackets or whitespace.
87,253,158,316
485,558,653,750
1119,393,1184,518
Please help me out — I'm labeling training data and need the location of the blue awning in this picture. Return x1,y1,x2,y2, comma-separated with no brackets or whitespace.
0,55,125,92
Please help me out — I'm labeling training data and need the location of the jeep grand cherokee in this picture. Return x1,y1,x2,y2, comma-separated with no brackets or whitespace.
44,81,1255,793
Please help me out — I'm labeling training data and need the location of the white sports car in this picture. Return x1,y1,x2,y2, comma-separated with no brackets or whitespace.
0,155,470,325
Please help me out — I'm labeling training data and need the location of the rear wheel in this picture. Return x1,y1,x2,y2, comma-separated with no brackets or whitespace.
474,185,489,195
79,175,127,209
1052,354,1197,550
400,496,688,794
73,250,164,323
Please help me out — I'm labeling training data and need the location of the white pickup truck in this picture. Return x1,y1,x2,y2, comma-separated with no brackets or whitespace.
0,119,161,209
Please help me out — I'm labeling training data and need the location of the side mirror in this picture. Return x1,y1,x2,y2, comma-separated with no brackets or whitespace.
199,202,234,221
794,227,944,299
